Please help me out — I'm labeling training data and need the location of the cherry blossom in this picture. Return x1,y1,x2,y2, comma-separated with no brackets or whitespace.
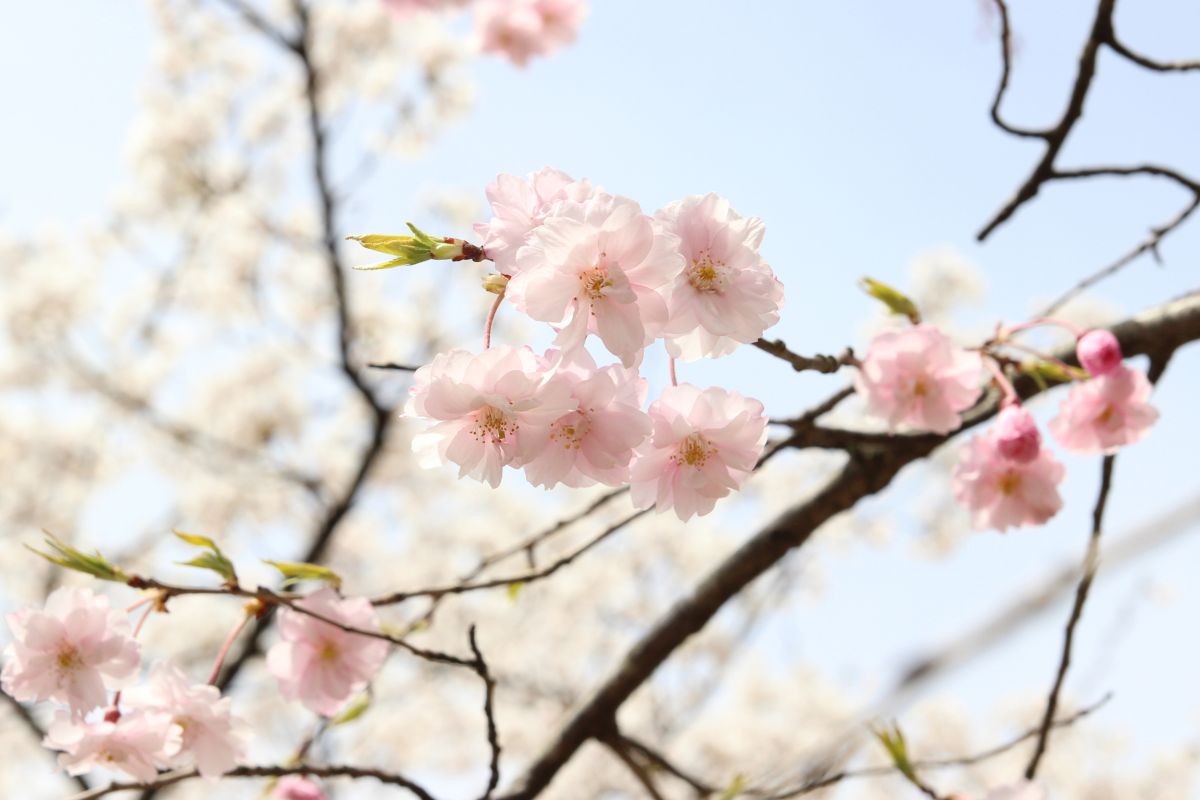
266,588,389,718
953,425,1065,531
406,345,577,487
520,350,650,489
656,193,784,361
991,403,1041,463
854,324,982,434
125,662,245,780
1049,364,1158,454
475,0,587,66
630,384,768,521
1,586,140,716
273,775,329,800
508,192,683,367
43,709,181,783
1076,328,1123,376
474,168,594,276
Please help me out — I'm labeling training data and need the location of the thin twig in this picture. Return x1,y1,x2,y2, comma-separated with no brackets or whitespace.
469,627,502,800
1023,455,1115,779
753,340,856,374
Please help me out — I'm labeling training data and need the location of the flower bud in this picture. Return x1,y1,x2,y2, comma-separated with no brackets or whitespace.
1076,328,1122,376
992,403,1041,463
481,273,510,295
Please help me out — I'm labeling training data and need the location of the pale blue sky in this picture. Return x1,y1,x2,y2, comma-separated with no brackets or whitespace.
3,0,1200,790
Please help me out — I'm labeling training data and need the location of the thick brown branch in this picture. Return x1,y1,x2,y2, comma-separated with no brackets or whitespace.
498,293,1200,798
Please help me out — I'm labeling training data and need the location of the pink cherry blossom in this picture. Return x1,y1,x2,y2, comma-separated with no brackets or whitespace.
475,0,587,66
2,586,140,716
520,350,651,489
630,384,768,521
508,192,683,367
474,167,594,276
44,709,181,783
406,345,577,487
992,403,1041,463
1076,328,1123,376
267,588,389,718
953,426,1065,531
125,662,245,780
273,775,329,800
1049,364,1158,454
854,324,982,434
656,193,785,361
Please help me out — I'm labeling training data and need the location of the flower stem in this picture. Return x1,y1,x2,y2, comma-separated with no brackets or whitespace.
1003,316,1084,339
208,611,254,686
984,356,1020,406
483,291,504,350
668,357,678,387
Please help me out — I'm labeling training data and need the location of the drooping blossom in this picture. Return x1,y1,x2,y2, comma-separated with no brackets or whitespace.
656,193,784,361
43,709,181,783
854,324,982,434
1049,364,1158,454
630,384,768,521
475,0,588,66
267,588,390,718
520,349,651,489
508,192,683,367
273,776,330,800
125,662,245,780
1076,328,1123,376
406,345,576,487
991,403,1041,463
953,425,1065,531
474,168,594,276
2,586,140,716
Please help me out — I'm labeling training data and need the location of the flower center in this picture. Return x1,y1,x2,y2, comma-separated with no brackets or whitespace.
318,641,341,662
471,406,517,445
549,411,592,450
911,377,929,397
998,471,1022,496
579,265,613,300
672,433,716,468
686,251,730,294
55,645,82,673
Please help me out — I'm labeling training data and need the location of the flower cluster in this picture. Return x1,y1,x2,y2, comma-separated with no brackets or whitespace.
854,316,1158,532
1,586,246,782
400,168,780,521
384,0,588,67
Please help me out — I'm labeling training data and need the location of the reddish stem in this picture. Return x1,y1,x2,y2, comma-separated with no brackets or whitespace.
1003,316,1084,339
668,356,679,387
483,291,504,350
985,356,1020,406
207,612,253,686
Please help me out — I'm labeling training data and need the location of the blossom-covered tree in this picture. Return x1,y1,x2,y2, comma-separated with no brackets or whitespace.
2,1,1200,799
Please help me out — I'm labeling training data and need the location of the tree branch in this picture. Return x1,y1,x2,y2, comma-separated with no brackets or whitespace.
498,292,1200,798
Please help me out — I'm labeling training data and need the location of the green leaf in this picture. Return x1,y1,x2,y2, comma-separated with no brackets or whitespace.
173,530,238,585
859,277,921,324
329,692,371,726
506,581,524,602
264,560,343,590
347,223,447,270
1021,360,1087,385
872,722,916,781
27,531,128,583
717,773,747,800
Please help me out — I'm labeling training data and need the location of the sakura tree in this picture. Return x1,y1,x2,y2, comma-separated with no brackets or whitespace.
2,1,1199,799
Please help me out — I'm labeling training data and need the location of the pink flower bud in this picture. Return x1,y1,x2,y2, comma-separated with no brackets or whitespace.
1076,329,1122,376
273,776,328,800
992,404,1041,463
